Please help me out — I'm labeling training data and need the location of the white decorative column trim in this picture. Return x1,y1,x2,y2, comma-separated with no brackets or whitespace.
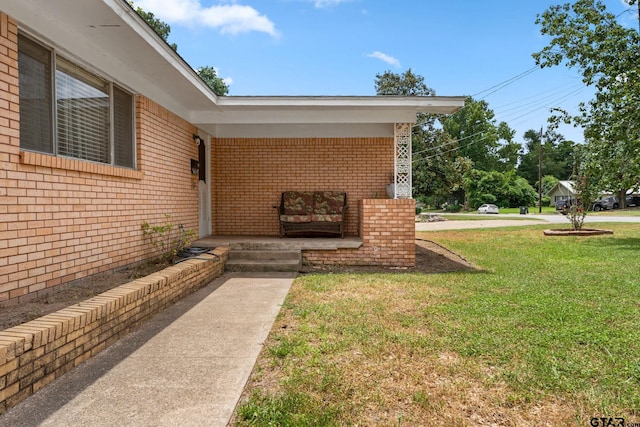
393,123,412,199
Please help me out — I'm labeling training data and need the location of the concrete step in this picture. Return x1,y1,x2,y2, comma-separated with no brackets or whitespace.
228,250,301,261
225,249,302,273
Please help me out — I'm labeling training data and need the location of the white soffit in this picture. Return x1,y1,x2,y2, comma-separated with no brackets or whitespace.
207,123,395,138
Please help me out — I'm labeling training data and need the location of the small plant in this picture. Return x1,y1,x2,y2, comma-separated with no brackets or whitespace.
141,214,196,263
565,174,596,231
565,204,586,231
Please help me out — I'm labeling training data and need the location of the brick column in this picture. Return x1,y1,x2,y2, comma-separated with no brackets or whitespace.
358,198,415,267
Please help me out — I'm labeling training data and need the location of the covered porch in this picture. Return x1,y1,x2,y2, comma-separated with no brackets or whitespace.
193,97,464,268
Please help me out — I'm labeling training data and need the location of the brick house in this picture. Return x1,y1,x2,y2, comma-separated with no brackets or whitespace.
0,0,464,304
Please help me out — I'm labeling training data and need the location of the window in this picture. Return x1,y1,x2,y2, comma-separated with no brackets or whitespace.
18,35,53,154
18,33,135,169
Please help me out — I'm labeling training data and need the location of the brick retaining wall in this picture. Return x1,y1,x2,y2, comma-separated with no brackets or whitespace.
0,247,229,413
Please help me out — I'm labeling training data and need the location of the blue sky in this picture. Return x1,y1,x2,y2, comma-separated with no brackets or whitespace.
133,0,638,146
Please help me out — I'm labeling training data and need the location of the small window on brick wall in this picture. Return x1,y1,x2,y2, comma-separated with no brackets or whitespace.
18,32,136,169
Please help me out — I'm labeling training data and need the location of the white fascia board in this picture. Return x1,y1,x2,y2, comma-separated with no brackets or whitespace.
216,96,465,112
191,96,465,125
102,0,218,105
191,109,418,125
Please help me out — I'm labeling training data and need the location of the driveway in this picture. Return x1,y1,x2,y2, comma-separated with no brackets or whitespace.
416,213,640,231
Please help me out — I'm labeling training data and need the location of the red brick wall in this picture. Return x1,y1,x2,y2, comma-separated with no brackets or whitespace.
0,15,200,303
212,137,394,236
303,199,416,267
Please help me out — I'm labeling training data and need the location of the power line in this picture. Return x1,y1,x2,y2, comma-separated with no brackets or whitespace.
408,62,591,164
472,65,540,99
411,82,587,162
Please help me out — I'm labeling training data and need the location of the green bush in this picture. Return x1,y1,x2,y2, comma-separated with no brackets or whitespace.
141,214,195,263
443,203,462,213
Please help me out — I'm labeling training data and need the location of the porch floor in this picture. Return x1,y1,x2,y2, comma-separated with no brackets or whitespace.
193,235,363,251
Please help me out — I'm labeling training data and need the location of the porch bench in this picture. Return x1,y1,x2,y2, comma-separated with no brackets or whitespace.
274,191,348,238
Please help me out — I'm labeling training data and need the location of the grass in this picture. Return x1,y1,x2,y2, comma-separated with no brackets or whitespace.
589,209,640,217
234,223,640,426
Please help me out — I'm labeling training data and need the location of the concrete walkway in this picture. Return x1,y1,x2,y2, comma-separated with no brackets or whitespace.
0,273,295,427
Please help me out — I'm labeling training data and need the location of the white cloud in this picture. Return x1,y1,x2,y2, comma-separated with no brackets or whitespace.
367,51,401,68
134,0,279,37
312,0,351,8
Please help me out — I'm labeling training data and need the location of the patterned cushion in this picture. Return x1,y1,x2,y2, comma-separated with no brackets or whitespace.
311,214,343,222
282,191,314,215
313,191,345,215
280,214,312,223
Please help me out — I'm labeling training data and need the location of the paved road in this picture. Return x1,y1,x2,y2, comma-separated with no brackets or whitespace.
416,213,640,231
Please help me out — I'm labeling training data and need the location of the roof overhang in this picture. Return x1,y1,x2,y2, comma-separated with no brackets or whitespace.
194,96,465,137
4,0,465,138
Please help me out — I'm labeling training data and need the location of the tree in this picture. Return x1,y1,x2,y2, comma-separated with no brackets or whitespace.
375,70,468,204
463,169,537,209
442,97,518,172
375,69,435,97
541,175,560,206
517,129,576,186
196,66,229,96
129,2,177,51
130,2,230,96
533,0,640,205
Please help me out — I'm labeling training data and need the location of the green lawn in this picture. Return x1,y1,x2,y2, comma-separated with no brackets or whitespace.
234,223,640,426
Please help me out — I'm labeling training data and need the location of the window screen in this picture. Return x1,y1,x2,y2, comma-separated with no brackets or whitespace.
56,59,110,163
113,86,134,168
18,34,53,154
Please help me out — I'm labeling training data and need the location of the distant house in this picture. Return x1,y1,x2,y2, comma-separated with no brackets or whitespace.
546,181,576,203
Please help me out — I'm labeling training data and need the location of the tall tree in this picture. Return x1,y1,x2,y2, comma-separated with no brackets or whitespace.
375,70,468,203
533,0,640,204
517,129,576,185
129,1,229,96
443,97,518,172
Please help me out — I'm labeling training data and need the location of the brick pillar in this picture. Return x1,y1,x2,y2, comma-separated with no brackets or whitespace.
359,198,415,267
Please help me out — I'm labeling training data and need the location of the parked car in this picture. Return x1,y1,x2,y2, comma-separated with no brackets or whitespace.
555,199,575,213
626,195,640,207
591,196,619,211
477,203,499,214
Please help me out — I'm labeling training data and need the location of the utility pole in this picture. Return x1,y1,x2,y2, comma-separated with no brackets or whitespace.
538,127,543,213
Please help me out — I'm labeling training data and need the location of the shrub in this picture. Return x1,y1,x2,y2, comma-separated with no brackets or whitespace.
443,203,462,213
141,215,195,263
